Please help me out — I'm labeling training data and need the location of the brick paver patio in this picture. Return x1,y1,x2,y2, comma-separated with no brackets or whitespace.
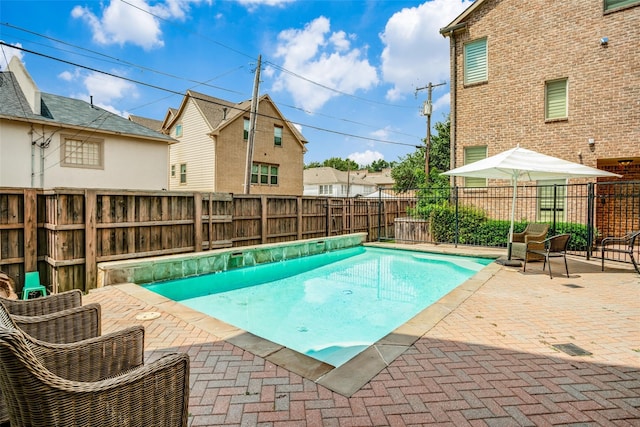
85,248,640,426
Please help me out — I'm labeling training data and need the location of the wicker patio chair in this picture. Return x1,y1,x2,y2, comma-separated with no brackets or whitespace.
600,230,640,274
523,234,571,279
511,223,550,261
11,302,101,344
0,302,146,425
0,289,83,316
0,326,189,427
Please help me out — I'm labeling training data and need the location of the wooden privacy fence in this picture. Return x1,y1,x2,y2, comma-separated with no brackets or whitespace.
0,188,410,294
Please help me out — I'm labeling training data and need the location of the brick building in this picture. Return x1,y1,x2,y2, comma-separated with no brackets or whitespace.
440,0,639,230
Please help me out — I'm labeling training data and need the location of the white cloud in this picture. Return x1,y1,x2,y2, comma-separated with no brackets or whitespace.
270,16,379,112
66,71,137,117
71,0,211,50
348,150,384,167
380,0,473,101
236,0,294,9
0,41,24,70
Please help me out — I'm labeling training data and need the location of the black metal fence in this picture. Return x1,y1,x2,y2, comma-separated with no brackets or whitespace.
375,181,640,267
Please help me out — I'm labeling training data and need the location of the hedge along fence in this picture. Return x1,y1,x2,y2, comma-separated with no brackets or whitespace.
0,188,409,294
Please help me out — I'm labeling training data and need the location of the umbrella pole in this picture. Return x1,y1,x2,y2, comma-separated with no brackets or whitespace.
507,177,517,261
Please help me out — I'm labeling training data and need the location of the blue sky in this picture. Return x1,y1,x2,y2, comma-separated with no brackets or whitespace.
0,0,473,166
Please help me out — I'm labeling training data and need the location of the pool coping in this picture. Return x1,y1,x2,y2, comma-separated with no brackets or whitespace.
111,243,502,397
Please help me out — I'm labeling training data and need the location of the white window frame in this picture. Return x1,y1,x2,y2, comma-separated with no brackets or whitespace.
319,184,333,195
251,163,279,186
274,125,283,146
175,124,183,138
60,135,103,169
179,163,187,184
243,118,250,140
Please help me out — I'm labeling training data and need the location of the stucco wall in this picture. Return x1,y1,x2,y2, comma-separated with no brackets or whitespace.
1,121,169,190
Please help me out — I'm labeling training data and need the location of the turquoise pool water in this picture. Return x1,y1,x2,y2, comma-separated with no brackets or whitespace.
144,246,493,367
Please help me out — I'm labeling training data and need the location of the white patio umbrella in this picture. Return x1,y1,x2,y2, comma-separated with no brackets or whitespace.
442,146,621,261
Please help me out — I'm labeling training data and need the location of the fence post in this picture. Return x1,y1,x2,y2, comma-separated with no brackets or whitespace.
297,196,303,240
193,192,203,252
84,190,97,292
261,195,268,244
23,189,37,273
587,182,595,260
454,186,459,247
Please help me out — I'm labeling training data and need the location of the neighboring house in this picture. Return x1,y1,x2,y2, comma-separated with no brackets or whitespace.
353,168,395,189
129,115,163,132
164,91,307,195
440,0,640,190
303,167,377,197
0,57,175,190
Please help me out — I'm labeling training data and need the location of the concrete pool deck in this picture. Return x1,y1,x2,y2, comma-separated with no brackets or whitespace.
85,243,640,425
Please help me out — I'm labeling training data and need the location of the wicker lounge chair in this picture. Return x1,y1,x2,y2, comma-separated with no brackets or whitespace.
0,325,189,427
511,223,550,261
600,230,640,274
0,302,146,425
523,234,571,279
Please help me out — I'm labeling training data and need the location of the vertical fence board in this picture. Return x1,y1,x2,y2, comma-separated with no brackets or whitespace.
85,190,97,292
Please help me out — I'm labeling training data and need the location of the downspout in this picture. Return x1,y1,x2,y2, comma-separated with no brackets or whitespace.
449,29,457,187
440,22,465,187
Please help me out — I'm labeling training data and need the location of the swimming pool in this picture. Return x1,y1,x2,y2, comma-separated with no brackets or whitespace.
144,246,493,367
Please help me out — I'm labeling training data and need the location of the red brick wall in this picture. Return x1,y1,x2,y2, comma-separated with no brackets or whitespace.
449,0,640,178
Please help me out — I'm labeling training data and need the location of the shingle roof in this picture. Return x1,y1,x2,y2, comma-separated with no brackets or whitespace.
303,167,371,185
0,71,174,143
129,115,164,132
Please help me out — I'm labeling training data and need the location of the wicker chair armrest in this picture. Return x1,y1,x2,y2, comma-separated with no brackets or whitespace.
1,290,82,316
31,325,145,381
24,353,190,426
512,231,526,243
524,231,548,243
12,303,101,344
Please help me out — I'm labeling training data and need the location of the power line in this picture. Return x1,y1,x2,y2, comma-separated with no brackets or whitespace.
1,42,421,149
2,24,423,141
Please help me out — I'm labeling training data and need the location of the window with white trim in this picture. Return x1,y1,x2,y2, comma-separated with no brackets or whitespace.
464,38,487,85
545,78,568,120
243,118,250,140
251,163,279,185
61,136,103,168
319,184,333,195
175,124,183,137
274,125,283,146
463,146,487,187
180,163,187,184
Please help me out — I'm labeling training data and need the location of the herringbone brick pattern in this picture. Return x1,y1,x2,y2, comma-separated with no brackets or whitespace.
87,257,640,426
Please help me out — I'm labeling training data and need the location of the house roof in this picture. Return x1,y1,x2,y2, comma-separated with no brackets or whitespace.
0,71,175,143
165,90,308,148
303,167,373,186
440,0,489,35
128,115,164,132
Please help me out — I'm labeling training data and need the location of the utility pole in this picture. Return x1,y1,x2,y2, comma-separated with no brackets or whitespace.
244,54,262,194
415,81,446,182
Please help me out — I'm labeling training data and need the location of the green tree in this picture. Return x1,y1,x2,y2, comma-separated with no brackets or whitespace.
368,159,392,172
304,161,322,169
392,116,450,191
305,157,360,171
